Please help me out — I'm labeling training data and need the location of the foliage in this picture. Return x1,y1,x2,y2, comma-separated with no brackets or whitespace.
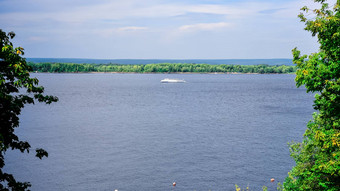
283,0,340,190
0,30,58,190
28,62,296,74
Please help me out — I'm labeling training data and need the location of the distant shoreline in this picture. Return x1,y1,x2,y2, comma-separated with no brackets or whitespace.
31,71,295,75
28,62,296,74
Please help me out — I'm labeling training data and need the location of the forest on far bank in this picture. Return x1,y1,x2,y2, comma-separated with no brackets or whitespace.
28,62,296,74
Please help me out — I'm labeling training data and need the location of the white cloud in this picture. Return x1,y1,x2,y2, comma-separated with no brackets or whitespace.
189,4,254,17
0,1,256,25
117,26,148,32
0,0,326,58
179,22,231,32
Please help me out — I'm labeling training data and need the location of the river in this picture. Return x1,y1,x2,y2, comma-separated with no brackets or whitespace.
5,73,314,191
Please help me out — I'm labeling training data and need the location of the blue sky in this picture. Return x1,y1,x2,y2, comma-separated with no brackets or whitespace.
0,0,330,59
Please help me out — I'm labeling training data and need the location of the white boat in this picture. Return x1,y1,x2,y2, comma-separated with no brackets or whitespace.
160,78,186,83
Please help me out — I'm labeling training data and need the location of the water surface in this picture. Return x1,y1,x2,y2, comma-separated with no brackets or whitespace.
5,73,314,191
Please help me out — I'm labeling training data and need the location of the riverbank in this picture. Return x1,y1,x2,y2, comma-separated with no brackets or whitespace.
28,62,296,74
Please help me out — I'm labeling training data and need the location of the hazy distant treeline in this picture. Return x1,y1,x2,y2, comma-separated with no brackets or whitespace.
28,62,296,74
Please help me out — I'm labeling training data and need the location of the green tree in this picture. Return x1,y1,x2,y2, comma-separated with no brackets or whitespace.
0,30,58,190
284,1,340,190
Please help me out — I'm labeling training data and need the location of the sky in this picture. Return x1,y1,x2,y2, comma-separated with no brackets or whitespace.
0,0,332,59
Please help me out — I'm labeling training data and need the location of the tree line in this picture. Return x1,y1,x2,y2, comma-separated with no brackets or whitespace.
28,62,296,74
